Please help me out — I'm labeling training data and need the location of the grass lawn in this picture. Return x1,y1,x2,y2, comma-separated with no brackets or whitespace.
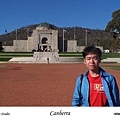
101,63,120,71
0,52,33,61
0,52,120,62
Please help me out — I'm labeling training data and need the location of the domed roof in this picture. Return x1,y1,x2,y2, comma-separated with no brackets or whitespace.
37,22,54,30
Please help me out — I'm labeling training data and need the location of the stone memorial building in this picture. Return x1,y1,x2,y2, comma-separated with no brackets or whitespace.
3,22,103,52
3,23,59,52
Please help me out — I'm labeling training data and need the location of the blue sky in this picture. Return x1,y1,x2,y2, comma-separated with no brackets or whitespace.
0,0,120,35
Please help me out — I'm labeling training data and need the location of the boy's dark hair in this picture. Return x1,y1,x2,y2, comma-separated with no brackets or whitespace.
82,46,102,58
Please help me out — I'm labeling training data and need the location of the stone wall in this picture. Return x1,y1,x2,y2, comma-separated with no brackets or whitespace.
67,40,77,52
76,46,103,52
3,46,14,52
27,37,34,52
13,40,27,52
76,46,85,52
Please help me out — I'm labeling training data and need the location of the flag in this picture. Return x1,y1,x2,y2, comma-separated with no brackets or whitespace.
16,29,20,33
113,32,118,38
86,29,90,34
63,29,67,32
5,29,8,33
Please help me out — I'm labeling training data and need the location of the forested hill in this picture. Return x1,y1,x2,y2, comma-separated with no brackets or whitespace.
0,22,113,49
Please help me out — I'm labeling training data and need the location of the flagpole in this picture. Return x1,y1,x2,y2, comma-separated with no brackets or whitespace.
27,29,28,52
63,29,64,52
16,29,17,47
74,29,76,52
16,29,17,40
4,29,8,45
85,30,88,47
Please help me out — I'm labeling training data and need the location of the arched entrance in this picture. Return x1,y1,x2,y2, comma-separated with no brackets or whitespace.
42,37,47,44
41,37,50,51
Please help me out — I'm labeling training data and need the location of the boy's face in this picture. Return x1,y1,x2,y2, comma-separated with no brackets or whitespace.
84,53,101,71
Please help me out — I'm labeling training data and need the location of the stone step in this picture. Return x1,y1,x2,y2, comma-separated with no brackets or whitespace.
60,57,82,62
102,58,120,63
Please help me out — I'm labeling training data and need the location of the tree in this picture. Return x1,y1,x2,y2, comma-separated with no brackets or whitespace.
105,9,120,52
105,9,120,32
0,42,4,52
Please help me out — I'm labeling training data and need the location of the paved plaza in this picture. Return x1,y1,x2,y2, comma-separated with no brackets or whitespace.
0,63,119,106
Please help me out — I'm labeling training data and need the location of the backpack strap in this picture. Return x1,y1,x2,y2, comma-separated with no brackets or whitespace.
80,74,83,98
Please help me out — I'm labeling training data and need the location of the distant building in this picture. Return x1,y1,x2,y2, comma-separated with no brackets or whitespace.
3,22,58,52
3,22,103,52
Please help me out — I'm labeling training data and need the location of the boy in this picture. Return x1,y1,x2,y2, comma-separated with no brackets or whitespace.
72,46,120,106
